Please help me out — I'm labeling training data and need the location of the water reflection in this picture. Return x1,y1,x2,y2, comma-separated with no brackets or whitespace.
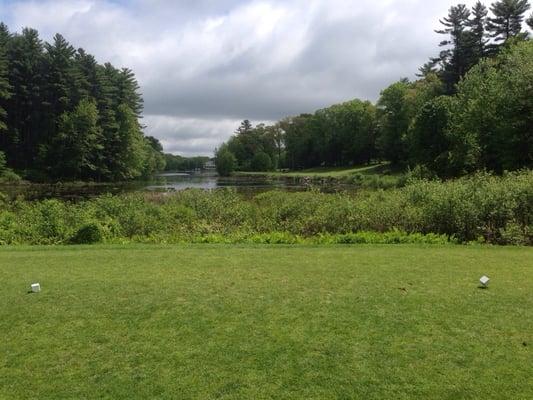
147,172,305,192
1,172,323,201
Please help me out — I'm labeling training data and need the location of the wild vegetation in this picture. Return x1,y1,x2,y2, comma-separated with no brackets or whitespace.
216,1,533,177
0,171,530,245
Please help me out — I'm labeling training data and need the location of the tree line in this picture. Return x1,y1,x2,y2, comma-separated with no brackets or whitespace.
164,154,211,171
216,0,533,177
0,24,166,182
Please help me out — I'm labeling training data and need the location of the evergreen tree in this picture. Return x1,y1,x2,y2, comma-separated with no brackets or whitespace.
40,34,84,170
0,23,11,133
236,120,253,135
416,61,438,78
116,67,143,118
0,23,164,181
75,51,118,179
487,0,531,43
42,34,77,117
467,2,489,62
527,12,533,28
4,28,45,170
434,4,472,93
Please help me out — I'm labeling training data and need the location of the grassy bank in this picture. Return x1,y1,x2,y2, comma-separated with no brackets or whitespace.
1,244,531,399
236,163,404,189
238,163,390,178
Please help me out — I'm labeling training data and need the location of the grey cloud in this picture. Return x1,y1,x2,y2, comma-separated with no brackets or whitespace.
2,0,481,155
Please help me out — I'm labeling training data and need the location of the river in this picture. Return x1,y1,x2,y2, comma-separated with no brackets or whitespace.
1,172,348,201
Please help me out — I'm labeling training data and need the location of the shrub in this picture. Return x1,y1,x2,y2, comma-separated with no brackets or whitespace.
0,170,22,184
70,223,104,244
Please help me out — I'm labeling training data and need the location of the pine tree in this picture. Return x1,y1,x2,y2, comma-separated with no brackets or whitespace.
0,23,11,133
416,61,438,78
4,28,45,170
434,4,472,93
467,2,489,62
116,67,143,118
236,120,253,135
42,34,77,118
527,12,533,28
487,0,531,43
75,50,116,179
40,33,88,172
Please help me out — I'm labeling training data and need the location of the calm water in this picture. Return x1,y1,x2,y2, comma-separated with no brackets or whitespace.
146,172,307,192
1,172,349,201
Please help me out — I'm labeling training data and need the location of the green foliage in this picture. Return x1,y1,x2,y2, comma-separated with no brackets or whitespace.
0,169,21,184
434,4,474,92
163,154,210,171
143,137,167,176
0,23,10,132
408,96,455,176
53,99,103,179
70,222,103,244
487,0,531,43
0,150,5,174
224,121,278,170
251,151,272,172
376,80,411,165
454,40,533,172
316,230,453,245
215,146,237,176
0,150,21,183
0,24,164,182
0,172,530,245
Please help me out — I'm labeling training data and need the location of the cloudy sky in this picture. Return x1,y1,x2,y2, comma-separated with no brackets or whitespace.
0,0,482,156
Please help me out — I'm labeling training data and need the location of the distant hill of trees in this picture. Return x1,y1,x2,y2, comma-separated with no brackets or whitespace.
216,0,533,177
0,23,166,182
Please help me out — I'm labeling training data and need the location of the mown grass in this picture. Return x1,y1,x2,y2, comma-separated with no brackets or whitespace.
238,163,391,178
1,244,532,399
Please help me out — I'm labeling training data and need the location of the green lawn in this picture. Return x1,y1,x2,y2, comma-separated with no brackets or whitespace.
238,163,391,178
1,245,532,399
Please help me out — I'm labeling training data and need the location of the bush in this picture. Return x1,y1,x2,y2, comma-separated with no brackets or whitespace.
0,170,22,184
0,152,22,184
70,223,104,244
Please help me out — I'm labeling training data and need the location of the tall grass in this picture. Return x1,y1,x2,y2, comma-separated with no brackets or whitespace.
0,171,531,245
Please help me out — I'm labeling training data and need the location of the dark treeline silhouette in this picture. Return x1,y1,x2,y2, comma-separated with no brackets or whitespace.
0,24,165,181
216,0,533,177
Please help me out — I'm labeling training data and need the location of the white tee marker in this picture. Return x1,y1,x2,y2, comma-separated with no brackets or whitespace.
479,276,490,288
31,283,41,293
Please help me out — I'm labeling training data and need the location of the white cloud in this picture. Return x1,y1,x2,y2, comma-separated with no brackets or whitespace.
1,0,482,155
